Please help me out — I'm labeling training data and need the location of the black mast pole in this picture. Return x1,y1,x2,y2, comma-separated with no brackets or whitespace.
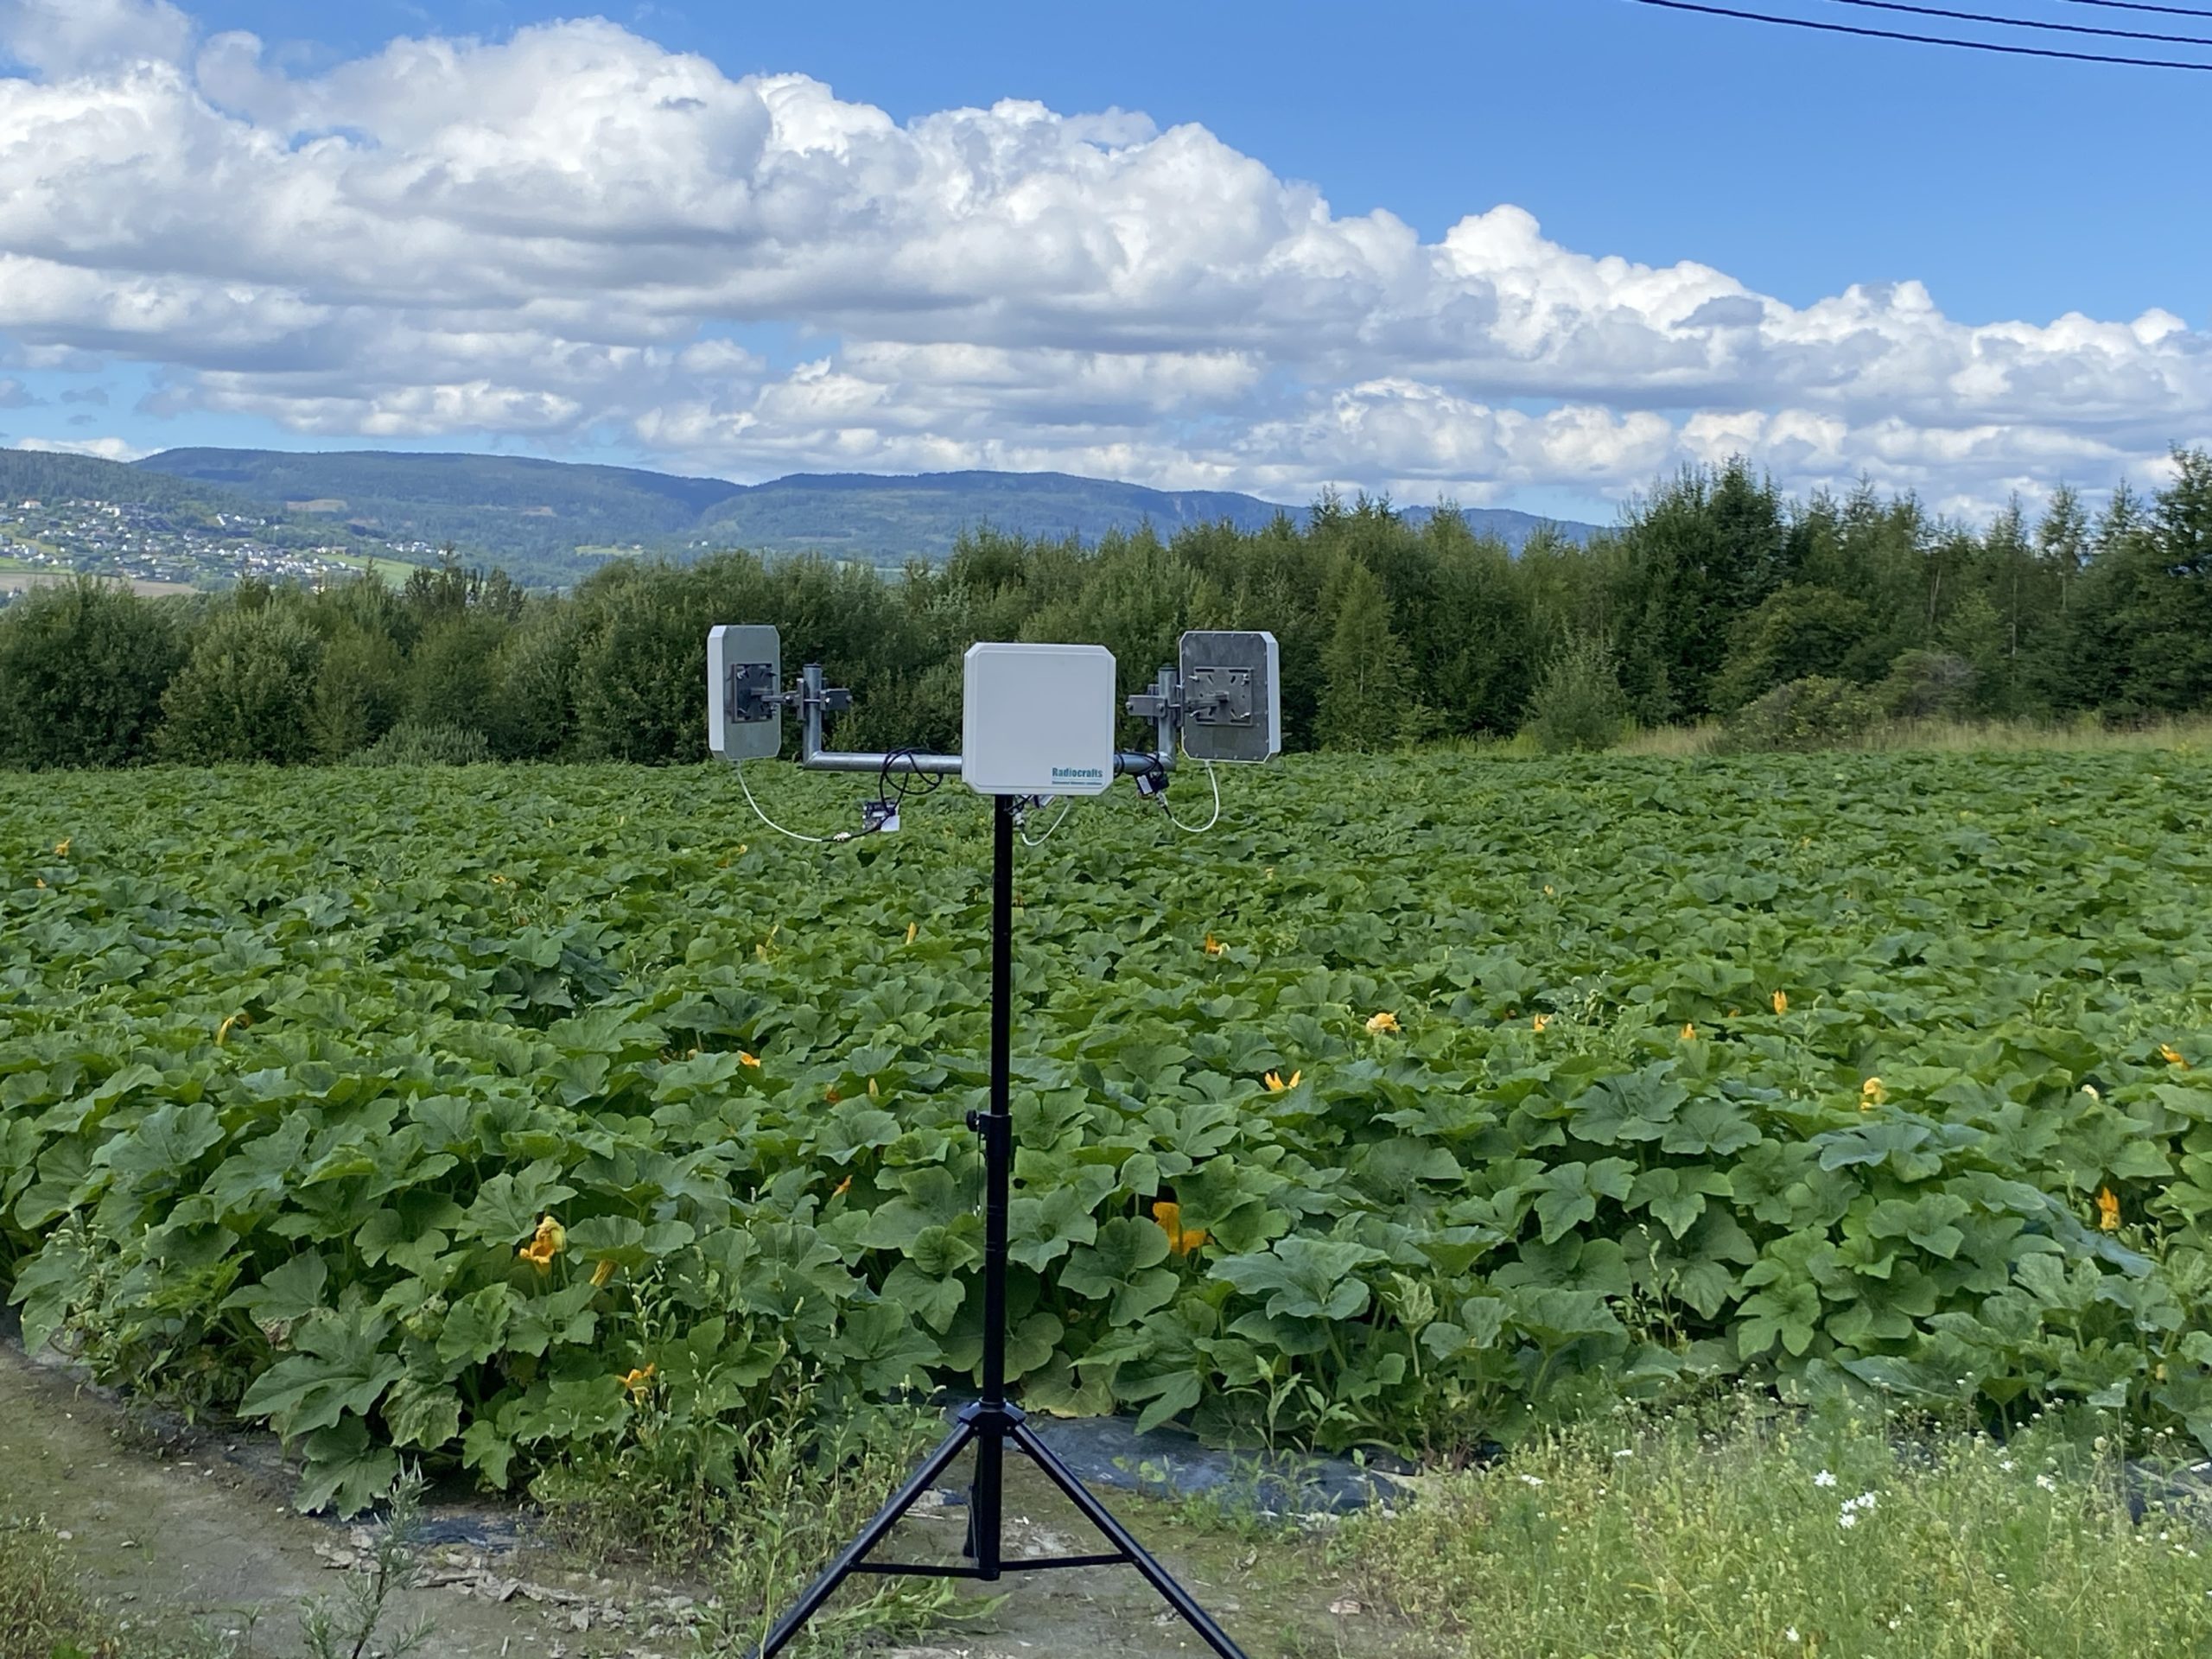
967,791,1016,1578
749,790,1248,1659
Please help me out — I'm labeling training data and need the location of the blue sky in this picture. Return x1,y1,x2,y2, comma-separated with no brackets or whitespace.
1,0,2206,519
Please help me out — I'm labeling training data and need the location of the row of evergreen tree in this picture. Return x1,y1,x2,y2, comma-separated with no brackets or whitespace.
3,452,2209,772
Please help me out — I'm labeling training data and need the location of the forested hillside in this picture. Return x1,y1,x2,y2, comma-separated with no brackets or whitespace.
2,449,282,518
133,448,1593,581
3,453,2207,771
136,448,740,575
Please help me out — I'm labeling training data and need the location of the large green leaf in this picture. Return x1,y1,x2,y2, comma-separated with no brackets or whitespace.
1212,1236,1384,1321
238,1307,405,1439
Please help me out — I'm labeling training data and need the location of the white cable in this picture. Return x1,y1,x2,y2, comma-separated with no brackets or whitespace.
734,762,835,845
1160,760,1221,835
1019,796,1077,848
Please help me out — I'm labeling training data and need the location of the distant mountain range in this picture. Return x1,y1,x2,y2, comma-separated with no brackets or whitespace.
132,448,1600,587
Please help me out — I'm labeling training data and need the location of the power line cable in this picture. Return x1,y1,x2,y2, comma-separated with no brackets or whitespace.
1629,0,2212,67
1822,0,2212,46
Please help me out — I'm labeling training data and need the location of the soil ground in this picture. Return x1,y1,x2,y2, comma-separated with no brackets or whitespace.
0,1332,1434,1659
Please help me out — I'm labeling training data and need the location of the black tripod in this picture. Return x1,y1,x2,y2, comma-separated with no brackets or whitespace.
749,792,1249,1658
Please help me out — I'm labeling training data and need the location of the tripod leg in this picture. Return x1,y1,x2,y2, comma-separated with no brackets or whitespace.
968,1417,1004,1577
1008,1421,1251,1659
748,1419,976,1659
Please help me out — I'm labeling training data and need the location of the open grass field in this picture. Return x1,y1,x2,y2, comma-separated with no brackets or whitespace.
3,749,2210,1542
0,568,198,598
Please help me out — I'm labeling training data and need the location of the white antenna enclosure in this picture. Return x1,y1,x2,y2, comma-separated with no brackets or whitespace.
961,643,1116,797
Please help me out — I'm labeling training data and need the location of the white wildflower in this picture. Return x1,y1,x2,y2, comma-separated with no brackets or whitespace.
1814,1469,1837,1489
2036,1474,2057,1492
1839,1510,1859,1529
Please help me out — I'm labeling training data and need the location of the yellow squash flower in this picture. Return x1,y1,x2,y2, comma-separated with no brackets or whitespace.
739,1051,761,1068
518,1215,566,1273
2097,1186,2122,1233
1366,1011,1400,1033
1204,935,1224,957
1152,1200,1208,1255
2160,1044,2191,1070
905,921,918,945
1680,1023,1697,1041
54,838,69,857
590,1259,618,1288
1531,1014,1552,1033
1771,991,1789,1015
833,1174,854,1198
1264,1070,1303,1093
1860,1077,1887,1109
620,1363,657,1400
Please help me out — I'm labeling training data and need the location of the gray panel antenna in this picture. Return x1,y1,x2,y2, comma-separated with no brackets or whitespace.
1176,631,1281,763
708,624,782,761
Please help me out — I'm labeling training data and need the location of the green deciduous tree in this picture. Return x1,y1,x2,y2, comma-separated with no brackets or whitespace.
1712,585,1880,713
0,579,184,769
310,624,406,760
157,602,326,764
1522,632,1630,753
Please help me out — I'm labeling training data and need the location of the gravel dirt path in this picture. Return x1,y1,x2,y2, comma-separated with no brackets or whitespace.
0,1327,1428,1658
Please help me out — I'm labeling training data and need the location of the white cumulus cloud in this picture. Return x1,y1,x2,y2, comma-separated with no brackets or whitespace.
0,0,191,77
0,4,2204,516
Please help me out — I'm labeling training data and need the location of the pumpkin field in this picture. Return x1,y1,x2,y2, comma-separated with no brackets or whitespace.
3,751,2210,1517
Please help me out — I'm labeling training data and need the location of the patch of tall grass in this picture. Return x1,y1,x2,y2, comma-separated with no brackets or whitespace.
1340,1400,2212,1659
0,1516,238,1659
1614,713,2212,759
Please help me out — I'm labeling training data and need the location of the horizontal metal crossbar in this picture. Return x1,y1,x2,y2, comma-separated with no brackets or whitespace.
848,1549,1135,1580
1000,1552,1134,1572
